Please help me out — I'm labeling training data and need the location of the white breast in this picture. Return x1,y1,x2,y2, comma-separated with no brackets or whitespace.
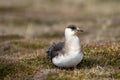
52,51,83,67
52,28,83,67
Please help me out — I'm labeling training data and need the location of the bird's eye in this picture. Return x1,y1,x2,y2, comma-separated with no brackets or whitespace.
71,26,76,30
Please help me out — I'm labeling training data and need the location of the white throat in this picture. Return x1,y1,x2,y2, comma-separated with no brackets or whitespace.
64,28,81,53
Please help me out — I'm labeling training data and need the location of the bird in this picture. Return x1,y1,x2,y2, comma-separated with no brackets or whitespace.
46,24,84,68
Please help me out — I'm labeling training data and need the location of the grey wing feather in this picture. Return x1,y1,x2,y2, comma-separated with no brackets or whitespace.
46,42,64,60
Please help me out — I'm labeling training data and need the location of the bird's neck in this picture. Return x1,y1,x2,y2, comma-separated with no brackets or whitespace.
65,35,81,52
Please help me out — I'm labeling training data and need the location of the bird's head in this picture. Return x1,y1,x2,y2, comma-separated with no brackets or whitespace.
65,24,84,37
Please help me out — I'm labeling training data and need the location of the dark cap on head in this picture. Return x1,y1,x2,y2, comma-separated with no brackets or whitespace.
67,24,77,30
67,24,84,32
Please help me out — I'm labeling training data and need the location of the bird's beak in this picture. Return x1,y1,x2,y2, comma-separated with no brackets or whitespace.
77,27,84,32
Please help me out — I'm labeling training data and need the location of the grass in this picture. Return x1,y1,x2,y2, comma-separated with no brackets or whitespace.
0,37,119,80
0,0,120,80
0,35,24,42
0,0,120,41
0,60,34,80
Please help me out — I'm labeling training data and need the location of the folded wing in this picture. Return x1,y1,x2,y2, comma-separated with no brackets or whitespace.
46,42,64,60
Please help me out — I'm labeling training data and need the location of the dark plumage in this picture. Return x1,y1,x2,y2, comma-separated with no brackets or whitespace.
67,24,77,30
46,42,64,60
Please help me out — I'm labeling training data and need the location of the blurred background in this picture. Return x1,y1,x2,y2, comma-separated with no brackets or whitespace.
0,1,120,79
0,0,120,42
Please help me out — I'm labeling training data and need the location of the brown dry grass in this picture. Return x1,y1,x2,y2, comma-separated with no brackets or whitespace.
0,0,120,80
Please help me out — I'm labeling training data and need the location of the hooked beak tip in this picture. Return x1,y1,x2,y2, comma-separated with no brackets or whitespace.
80,29,84,32
77,29,84,32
